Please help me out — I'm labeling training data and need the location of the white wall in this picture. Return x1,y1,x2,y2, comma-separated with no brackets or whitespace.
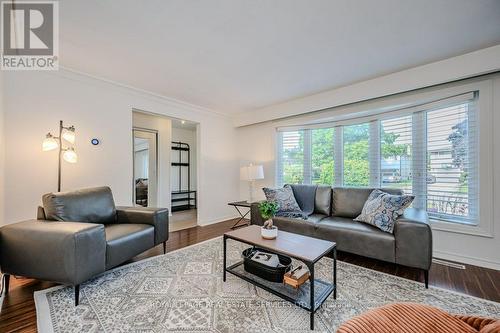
171,126,197,192
236,74,500,270
132,112,172,210
2,69,239,226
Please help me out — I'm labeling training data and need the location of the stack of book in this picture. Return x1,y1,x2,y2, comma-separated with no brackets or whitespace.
283,265,310,289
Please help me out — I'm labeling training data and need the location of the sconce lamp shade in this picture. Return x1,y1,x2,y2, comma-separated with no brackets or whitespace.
63,148,78,163
240,164,264,181
42,134,59,151
62,126,76,144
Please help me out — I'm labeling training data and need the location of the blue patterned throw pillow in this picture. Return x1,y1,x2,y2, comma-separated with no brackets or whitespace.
354,189,414,233
262,185,306,219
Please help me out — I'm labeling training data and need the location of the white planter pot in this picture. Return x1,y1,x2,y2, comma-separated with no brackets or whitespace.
261,226,278,240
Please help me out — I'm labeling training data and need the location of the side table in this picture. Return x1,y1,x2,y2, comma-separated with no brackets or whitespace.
227,201,254,229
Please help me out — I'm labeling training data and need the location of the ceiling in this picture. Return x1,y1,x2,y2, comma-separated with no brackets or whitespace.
59,0,500,115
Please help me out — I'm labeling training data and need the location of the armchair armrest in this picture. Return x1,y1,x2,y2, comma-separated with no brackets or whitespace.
116,206,169,245
0,220,106,285
250,202,265,226
394,208,433,270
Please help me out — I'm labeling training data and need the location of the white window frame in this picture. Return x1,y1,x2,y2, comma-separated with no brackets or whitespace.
275,79,494,237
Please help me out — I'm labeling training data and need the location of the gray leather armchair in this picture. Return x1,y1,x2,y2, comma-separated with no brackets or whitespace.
251,186,432,287
0,186,169,305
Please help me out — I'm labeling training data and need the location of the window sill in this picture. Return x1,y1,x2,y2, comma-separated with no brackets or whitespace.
430,219,494,238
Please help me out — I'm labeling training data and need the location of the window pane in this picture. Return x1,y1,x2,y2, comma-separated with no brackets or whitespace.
426,104,470,220
282,130,304,184
380,116,412,194
343,123,369,186
312,128,334,185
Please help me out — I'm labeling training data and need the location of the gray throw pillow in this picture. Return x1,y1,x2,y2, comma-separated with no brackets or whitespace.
354,189,414,233
262,185,306,219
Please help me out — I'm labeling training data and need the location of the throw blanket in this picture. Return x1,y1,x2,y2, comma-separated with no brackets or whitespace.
275,211,308,219
290,184,317,216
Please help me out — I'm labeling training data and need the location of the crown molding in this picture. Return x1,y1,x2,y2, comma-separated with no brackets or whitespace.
48,66,231,119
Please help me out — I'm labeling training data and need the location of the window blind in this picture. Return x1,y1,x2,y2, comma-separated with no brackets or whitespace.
277,130,305,186
311,128,335,185
425,102,478,224
343,123,370,187
380,115,413,194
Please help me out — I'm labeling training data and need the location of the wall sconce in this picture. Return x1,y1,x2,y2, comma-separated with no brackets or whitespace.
42,120,77,192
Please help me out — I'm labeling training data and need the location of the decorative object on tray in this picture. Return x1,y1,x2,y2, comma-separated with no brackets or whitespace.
262,185,307,219
242,247,291,282
354,189,415,233
283,265,310,289
258,200,279,239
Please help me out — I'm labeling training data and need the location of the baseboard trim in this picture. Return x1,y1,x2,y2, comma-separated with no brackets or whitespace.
197,215,240,227
433,250,500,271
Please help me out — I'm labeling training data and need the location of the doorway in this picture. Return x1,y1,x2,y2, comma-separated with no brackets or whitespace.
133,129,158,207
170,118,198,231
132,110,199,231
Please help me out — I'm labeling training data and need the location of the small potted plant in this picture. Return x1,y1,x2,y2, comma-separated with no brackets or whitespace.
259,201,279,239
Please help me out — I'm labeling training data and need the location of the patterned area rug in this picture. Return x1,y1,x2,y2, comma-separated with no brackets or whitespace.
35,237,500,332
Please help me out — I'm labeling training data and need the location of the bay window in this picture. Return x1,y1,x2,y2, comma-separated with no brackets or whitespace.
276,92,479,226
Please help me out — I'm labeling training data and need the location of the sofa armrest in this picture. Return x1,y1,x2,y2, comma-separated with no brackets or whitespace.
0,220,106,285
116,206,169,245
393,208,433,270
250,202,265,226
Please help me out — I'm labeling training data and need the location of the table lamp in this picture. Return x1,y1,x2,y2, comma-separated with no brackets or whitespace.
240,163,264,203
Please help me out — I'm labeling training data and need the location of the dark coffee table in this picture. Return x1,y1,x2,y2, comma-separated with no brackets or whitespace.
223,225,337,330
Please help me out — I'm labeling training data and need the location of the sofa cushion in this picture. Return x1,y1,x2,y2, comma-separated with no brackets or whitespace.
272,216,322,238
289,184,317,215
105,223,154,269
355,189,414,233
307,213,329,223
317,217,395,262
332,187,403,218
42,186,117,224
315,186,332,215
263,185,305,218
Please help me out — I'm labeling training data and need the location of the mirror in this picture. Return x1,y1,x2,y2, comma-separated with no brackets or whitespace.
133,129,158,207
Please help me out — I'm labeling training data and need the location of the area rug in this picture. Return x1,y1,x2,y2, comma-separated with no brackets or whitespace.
35,237,500,332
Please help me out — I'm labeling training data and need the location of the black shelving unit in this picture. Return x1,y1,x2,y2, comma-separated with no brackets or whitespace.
171,141,197,212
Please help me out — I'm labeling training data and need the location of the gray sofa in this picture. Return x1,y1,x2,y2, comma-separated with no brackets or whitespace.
0,186,169,305
251,185,432,287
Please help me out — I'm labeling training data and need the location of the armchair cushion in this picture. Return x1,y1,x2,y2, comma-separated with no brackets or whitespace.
104,224,154,269
42,186,117,224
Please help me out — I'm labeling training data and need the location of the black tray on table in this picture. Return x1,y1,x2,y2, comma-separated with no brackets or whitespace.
242,247,292,282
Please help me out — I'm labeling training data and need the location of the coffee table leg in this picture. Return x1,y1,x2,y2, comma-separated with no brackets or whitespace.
333,247,337,299
223,235,227,282
309,262,315,330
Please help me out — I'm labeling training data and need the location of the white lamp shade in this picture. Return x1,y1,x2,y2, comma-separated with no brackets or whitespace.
240,164,264,181
42,136,58,151
62,128,76,144
63,148,78,163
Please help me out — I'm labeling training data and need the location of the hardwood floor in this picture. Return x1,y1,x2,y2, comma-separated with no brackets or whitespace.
1,218,499,332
